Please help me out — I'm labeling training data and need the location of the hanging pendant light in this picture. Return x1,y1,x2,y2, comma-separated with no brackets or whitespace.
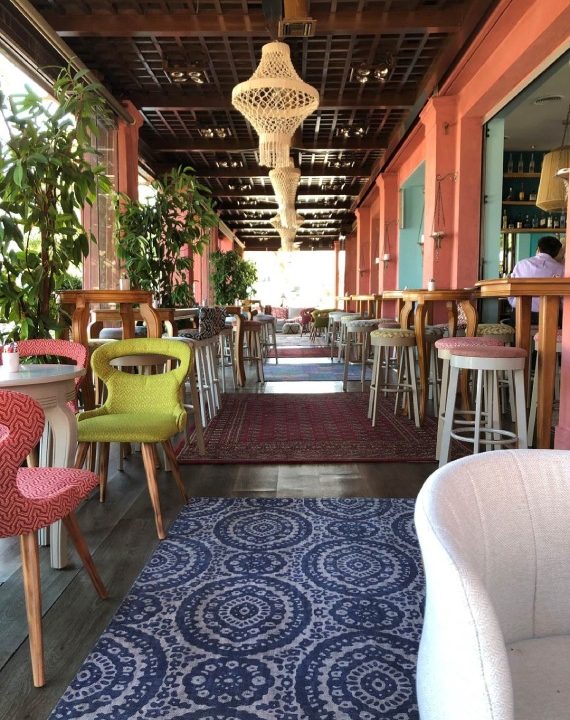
269,161,301,225
232,41,319,168
536,104,570,212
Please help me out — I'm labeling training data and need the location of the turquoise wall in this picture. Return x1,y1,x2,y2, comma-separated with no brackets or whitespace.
398,163,424,289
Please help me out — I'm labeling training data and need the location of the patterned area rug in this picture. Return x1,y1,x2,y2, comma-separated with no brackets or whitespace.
49,498,424,720
268,347,331,358
177,392,455,464
263,362,366,381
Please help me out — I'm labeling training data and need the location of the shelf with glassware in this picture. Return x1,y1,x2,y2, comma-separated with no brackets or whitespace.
501,153,566,234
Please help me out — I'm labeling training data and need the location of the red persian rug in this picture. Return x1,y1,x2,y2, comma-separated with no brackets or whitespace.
177,392,465,464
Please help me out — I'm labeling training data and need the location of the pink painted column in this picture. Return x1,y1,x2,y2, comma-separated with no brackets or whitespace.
452,114,483,288
116,101,144,200
420,96,458,290
376,173,399,317
554,189,570,449
355,206,371,294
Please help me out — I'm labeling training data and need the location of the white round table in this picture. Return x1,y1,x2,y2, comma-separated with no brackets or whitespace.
0,364,85,569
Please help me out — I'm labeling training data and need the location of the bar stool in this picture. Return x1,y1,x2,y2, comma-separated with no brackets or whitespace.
439,345,528,467
176,334,221,428
253,313,278,363
337,313,364,362
328,311,358,359
343,318,401,391
477,322,516,419
527,329,562,444
368,328,419,428
241,320,265,383
424,325,445,416
434,336,504,461
218,326,237,392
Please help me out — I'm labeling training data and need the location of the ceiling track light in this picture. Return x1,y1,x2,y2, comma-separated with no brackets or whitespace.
350,55,393,85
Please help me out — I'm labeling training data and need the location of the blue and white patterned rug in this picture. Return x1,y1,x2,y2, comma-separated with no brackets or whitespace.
50,498,425,719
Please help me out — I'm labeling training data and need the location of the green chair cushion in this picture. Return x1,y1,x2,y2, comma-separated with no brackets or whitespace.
78,413,182,443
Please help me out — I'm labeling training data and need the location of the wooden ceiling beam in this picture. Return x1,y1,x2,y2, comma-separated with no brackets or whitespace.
131,91,415,111
149,137,388,152
150,166,370,178
43,8,462,38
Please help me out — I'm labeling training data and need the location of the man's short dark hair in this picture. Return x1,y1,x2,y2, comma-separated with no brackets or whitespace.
537,236,562,258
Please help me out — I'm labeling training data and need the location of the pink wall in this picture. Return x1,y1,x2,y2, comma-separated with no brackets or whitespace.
353,0,570,445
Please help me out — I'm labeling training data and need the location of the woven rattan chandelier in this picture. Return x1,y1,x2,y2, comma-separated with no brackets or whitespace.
232,41,319,168
270,213,298,250
269,161,301,226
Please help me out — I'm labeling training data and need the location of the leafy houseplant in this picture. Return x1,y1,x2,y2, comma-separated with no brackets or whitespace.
115,166,218,308
210,249,258,305
0,67,112,341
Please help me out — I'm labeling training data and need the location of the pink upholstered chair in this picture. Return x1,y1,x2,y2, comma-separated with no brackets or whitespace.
16,339,88,412
0,390,106,687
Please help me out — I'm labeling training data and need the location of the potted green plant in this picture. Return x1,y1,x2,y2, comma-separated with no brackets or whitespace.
0,67,112,341
210,249,258,305
115,166,218,308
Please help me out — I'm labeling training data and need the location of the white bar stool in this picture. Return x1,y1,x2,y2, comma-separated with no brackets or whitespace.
434,336,504,461
218,326,237,392
368,328,419,428
253,313,278,363
328,311,358,360
439,345,528,467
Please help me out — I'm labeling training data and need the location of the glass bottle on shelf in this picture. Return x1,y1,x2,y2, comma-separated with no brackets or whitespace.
561,211,566,228
547,214,553,228
524,214,530,228
506,187,514,200
518,184,525,201
517,154,524,173
531,214,538,228
553,214,560,229
502,210,508,229
539,213,547,228
507,153,514,173
528,153,535,173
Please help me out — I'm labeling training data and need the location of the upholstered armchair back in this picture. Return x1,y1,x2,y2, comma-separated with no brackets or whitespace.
415,449,570,720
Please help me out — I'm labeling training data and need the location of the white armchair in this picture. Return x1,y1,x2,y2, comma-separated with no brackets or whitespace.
414,449,570,720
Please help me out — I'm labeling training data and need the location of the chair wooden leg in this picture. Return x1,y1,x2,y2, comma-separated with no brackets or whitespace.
98,442,110,503
19,532,44,687
74,442,90,470
141,443,166,540
161,441,188,503
62,513,108,599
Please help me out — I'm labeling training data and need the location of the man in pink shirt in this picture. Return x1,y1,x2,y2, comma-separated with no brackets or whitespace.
508,235,564,323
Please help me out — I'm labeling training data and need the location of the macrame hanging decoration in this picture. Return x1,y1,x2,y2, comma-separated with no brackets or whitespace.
270,214,298,251
232,41,319,168
269,161,301,226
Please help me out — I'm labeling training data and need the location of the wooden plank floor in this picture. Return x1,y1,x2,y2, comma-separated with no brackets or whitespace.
0,370,436,719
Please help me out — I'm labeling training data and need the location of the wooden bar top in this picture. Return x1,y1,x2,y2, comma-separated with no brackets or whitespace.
475,277,570,297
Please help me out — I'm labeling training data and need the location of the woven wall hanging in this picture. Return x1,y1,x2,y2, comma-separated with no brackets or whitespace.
232,41,319,168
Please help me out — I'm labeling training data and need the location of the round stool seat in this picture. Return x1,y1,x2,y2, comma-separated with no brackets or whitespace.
330,311,357,322
451,345,526,359
346,319,381,332
99,326,147,340
254,313,274,322
376,319,400,329
476,323,515,337
435,336,503,360
371,328,415,341
340,314,363,325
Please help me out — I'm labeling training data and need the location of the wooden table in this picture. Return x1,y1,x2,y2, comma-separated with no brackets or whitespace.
382,288,479,423
0,364,85,569
58,290,164,409
475,277,570,449
89,306,199,338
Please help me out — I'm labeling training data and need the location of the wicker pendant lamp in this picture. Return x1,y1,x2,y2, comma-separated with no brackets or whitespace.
231,41,319,168
269,161,301,225
536,104,570,212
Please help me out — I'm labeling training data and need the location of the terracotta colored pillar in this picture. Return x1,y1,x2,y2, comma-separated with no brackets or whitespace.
116,101,144,200
376,173,399,316
355,206,371,294
452,114,484,288
420,96,458,290
344,231,357,298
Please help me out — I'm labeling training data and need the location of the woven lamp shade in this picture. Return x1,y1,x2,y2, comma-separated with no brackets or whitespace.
231,41,319,168
536,146,570,212
271,211,304,232
269,162,301,223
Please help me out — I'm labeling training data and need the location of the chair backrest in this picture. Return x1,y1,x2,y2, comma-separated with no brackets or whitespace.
90,338,191,426
414,449,570,720
197,306,227,338
0,390,45,538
